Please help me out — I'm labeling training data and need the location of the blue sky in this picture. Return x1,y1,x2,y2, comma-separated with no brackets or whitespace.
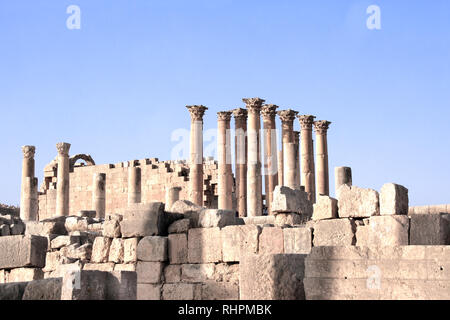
0,0,449,206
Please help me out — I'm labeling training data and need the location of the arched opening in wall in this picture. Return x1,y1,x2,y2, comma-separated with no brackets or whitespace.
70,154,96,172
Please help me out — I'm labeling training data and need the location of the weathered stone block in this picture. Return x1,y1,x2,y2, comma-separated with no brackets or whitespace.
162,283,201,300
181,264,215,282
106,271,137,300
64,217,89,233
312,195,338,221
283,227,313,254
214,263,239,283
271,186,312,216
410,214,450,245
164,265,181,283
0,282,28,300
200,281,239,300
137,236,168,262
240,254,306,300
91,237,112,263
259,227,284,254
61,270,107,300
198,209,237,228
8,268,43,283
188,228,222,263
25,220,67,236
136,261,164,284
60,243,92,261
123,238,139,263
168,233,188,264
313,219,356,246
22,278,62,300
337,185,380,218
108,238,124,263
50,235,80,249
83,263,115,272
242,216,275,225
103,219,121,238
369,215,409,246
380,183,409,215
0,235,47,269
168,218,191,234
137,283,161,300
221,225,261,262
274,213,306,226
114,263,137,272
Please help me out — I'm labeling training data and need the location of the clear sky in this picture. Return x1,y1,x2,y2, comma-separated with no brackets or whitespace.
1,0,449,206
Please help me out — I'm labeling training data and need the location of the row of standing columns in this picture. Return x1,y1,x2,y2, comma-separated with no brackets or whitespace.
186,99,332,217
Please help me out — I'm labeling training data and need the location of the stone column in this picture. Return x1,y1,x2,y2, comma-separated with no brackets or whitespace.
92,173,106,219
217,111,233,210
314,120,332,196
277,149,283,186
128,167,141,204
261,104,279,214
20,146,37,221
278,109,298,189
56,142,71,216
244,97,265,217
187,105,207,207
294,131,301,188
233,108,248,217
298,115,316,203
166,186,182,210
335,166,352,193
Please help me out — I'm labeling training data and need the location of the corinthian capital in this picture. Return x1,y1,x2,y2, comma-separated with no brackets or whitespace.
261,104,279,120
22,145,36,159
277,109,299,123
297,115,316,130
217,111,232,122
232,108,248,121
56,142,71,156
242,97,265,114
314,120,332,134
186,105,208,121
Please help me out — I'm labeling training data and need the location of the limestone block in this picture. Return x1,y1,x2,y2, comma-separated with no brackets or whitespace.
200,281,239,300
271,186,313,216
60,243,92,261
337,185,380,218
22,278,62,300
313,219,356,246
136,261,164,284
162,283,201,300
83,263,115,272
355,224,370,246
61,270,107,300
242,216,275,225
410,214,450,245
25,220,67,236
283,227,313,254
109,238,124,263
121,202,180,237
8,268,43,282
168,218,191,234
45,261,82,279
221,225,261,262
188,228,222,263
380,183,409,215
214,263,239,283
0,235,47,269
114,263,137,272
91,237,112,263
50,235,80,249
168,233,188,264
181,264,215,282
274,213,305,226
198,209,237,228
123,238,139,263
106,271,137,300
137,283,161,300
367,215,409,246
312,195,338,221
0,282,28,300
259,227,284,255
77,210,97,218
103,219,121,238
164,265,181,283
168,200,203,217
137,236,168,262
240,254,306,300
65,217,89,233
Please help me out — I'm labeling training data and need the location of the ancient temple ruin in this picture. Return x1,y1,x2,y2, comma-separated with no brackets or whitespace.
1,97,449,300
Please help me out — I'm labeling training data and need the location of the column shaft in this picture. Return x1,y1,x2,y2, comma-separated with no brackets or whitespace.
298,115,316,203
92,173,106,219
278,109,298,188
166,187,182,210
314,121,331,196
233,108,248,217
128,167,141,204
217,111,233,210
20,146,37,221
56,142,71,216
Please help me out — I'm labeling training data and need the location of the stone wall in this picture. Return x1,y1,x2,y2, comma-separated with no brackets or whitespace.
38,158,222,220
409,204,450,214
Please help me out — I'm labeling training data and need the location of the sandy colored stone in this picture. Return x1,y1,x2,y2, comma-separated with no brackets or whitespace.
103,219,121,238
108,238,124,263
168,233,188,264
410,213,450,245
181,264,215,282
164,265,181,283
214,263,239,283
200,281,239,300
114,263,137,272
61,270,107,300
123,237,139,263
50,235,80,249
60,243,92,261
271,186,313,216
313,218,356,246
22,278,62,300
168,218,191,234
312,195,338,220
198,209,237,228
188,228,222,263
274,213,305,226
221,225,261,262
283,227,313,254
136,261,164,284
0,235,47,269
380,183,409,215
259,227,284,254
368,215,409,246
83,263,115,272
64,216,89,233
91,237,112,263
162,283,201,300
137,236,168,262
137,283,161,300
8,268,44,283
337,185,380,218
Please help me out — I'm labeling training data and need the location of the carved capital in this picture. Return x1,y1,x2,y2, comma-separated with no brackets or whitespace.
277,109,299,123
232,108,248,121
217,111,232,122
186,105,208,121
297,115,316,130
242,97,265,114
314,120,332,135
261,104,278,120
56,142,71,156
22,145,36,159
